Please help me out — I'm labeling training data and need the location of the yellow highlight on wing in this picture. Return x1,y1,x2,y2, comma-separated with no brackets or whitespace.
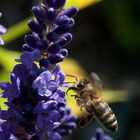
65,0,102,9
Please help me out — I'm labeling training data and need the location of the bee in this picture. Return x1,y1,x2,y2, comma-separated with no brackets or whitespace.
67,72,118,133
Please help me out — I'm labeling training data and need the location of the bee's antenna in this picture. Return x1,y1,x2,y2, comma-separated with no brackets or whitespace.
64,82,76,84
66,87,72,94
66,74,78,82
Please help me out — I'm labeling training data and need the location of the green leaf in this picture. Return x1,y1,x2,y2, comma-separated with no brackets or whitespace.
0,48,19,73
0,17,32,45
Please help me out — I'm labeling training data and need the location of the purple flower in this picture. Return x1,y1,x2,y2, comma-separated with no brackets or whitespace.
17,49,41,70
50,89,66,105
32,71,58,97
53,64,69,88
0,73,20,102
13,63,39,86
0,0,78,139
0,130,11,140
0,12,6,45
0,103,24,135
54,107,77,136
91,128,113,140
37,131,62,140
32,65,68,97
33,100,62,139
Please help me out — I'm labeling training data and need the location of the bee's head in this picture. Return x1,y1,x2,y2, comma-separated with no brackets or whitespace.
76,78,89,90
67,78,89,93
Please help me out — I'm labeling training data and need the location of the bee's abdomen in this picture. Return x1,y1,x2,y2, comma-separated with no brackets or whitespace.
94,101,118,133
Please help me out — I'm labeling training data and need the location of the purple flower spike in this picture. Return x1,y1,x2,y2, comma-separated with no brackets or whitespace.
0,0,78,139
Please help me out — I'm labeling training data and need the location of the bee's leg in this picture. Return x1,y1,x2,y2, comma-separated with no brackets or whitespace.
78,113,94,128
66,86,77,95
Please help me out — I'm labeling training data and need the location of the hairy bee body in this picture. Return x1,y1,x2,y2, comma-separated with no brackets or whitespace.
67,72,118,133
85,98,118,132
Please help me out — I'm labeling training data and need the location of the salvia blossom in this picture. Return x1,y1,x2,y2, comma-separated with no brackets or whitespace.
0,0,78,139
91,128,113,140
0,12,6,45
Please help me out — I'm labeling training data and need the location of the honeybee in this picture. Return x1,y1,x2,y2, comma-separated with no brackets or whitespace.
67,72,118,133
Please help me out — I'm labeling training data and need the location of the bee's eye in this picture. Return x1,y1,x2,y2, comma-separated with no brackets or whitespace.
77,83,85,89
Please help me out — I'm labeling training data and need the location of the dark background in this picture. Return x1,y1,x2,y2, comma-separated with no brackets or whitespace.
1,0,140,140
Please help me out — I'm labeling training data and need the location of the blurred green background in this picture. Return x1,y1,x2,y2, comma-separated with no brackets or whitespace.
0,0,140,140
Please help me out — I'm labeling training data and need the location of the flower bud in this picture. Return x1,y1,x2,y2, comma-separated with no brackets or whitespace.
55,33,72,46
48,43,61,54
61,6,79,18
28,19,43,34
48,54,64,64
32,6,45,20
46,8,57,21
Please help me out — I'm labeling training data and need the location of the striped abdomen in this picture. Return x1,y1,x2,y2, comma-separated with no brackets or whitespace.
87,100,118,133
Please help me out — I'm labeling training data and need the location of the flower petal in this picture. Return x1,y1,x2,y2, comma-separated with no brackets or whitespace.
40,71,52,84
0,38,4,45
0,25,6,34
47,81,58,91
48,132,61,140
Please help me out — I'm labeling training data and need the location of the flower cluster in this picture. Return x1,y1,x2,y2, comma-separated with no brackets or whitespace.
91,128,113,140
23,0,78,67
0,12,6,45
0,0,78,139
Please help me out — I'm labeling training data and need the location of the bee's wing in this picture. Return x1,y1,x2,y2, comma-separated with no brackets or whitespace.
90,72,102,90
78,113,94,128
